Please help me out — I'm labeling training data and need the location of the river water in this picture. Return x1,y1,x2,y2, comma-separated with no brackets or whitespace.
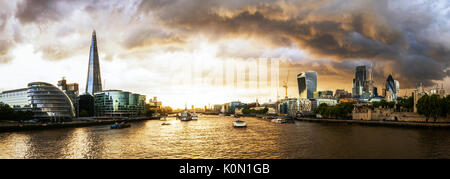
0,115,449,159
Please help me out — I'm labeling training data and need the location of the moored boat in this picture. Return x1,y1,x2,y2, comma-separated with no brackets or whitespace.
180,110,192,121
271,116,295,124
272,118,287,124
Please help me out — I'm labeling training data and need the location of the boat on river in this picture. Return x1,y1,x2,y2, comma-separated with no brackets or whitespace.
180,110,192,121
191,109,198,120
111,122,131,129
272,116,295,124
272,118,287,124
233,120,247,128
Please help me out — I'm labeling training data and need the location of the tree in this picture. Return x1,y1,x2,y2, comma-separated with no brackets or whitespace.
14,110,33,122
446,95,450,116
0,104,14,121
417,94,442,122
373,101,380,108
315,103,329,117
404,96,414,111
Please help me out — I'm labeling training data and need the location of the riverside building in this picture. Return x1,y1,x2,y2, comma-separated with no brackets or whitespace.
0,82,75,121
93,90,146,117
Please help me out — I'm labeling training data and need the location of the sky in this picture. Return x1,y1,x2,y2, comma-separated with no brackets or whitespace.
0,0,449,109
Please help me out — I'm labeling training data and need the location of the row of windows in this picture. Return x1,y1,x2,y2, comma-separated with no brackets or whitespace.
31,99,69,104
0,91,28,98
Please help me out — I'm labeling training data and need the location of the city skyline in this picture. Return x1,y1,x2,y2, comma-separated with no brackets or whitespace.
0,0,449,108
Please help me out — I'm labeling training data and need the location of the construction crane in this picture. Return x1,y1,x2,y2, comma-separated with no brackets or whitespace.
282,70,290,99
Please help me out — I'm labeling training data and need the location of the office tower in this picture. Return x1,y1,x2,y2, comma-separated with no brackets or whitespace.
85,30,102,94
297,71,317,99
352,66,366,98
385,74,397,101
335,89,351,99
373,87,378,97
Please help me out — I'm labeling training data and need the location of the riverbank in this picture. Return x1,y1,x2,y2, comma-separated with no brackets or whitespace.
295,118,450,128
0,116,160,133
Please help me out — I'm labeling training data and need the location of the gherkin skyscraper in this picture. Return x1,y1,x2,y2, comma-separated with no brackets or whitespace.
85,30,102,94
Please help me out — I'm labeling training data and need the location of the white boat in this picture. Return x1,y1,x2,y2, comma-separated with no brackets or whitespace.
233,120,247,128
191,109,198,120
271,118,287,124
191,113,198,120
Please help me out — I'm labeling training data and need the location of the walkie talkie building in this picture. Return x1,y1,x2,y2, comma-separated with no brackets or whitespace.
297,71,317,99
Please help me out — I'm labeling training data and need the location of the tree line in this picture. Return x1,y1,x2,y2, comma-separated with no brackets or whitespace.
416,94,450,122
314,102,354,119
372,96,414,112
0,104,33,122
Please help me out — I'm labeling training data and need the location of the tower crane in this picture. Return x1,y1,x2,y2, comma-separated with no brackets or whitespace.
282,70,290,99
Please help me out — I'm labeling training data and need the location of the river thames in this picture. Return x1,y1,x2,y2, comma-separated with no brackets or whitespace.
0,115,449,159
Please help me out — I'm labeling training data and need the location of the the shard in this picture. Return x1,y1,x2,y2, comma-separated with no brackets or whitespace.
85,30,102,94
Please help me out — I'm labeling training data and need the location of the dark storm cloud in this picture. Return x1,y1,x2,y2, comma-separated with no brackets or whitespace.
15,0,73,24
136,0,450,88
0,0,448,89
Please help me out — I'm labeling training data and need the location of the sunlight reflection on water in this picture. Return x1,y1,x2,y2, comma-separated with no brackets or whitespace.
0,115,449,159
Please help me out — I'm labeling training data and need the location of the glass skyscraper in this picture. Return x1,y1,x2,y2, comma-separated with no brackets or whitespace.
86,30,102,94
385,74,397,101
352,66,367,98
297,71,317,99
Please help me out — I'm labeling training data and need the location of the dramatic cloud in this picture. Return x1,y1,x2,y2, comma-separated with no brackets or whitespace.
0,0,448,98
136,0,450,88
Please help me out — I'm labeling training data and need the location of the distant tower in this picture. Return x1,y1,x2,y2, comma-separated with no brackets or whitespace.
297,71,317,99
385,74,397,101
352,66,367,98
85,30,102,94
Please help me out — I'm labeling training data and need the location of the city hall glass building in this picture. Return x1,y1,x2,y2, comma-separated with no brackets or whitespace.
0,82,75,121
297,71,317,99
94,90,146,117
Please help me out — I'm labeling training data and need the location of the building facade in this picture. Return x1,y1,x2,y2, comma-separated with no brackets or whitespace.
229,101,247,114
314,90,334,99
278,98,299,116
385,74,397,102
352,66,367,98
77,93,94,117
0,82,75,121
93,90,146,117
297,71,317,99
